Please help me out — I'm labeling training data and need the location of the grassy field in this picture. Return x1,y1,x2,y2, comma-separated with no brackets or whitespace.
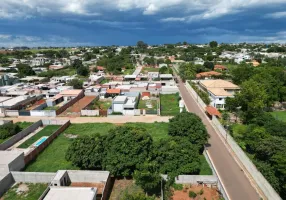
199,155,212,175
270,111,286,122
123,69,134,75
43,106,59,110
2,183,48,200
160,93,180,116
0,122,33,144
18,125,60,148
138,99,157,110
142,67,159,73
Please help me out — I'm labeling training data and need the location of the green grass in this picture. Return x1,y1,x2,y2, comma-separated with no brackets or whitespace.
43,106,59,110
93,101,112,110
0,122,33,144
199,155,213,175
160,94,180,116
100,79,110,84
270,111,286,122
18,125,60,148
123,69,134,75
143,67,159,73
2,183,48,200
138,99,157,110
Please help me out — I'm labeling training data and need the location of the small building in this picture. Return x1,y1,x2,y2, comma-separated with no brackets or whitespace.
49,65,65,70
106,89,120,97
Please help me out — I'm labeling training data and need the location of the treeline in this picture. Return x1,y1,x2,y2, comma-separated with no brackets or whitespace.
65,112,209,198
225,63,286,198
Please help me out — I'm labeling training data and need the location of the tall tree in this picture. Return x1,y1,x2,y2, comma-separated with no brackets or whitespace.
103,126,153,176
16,64,35,78
209,41,218,48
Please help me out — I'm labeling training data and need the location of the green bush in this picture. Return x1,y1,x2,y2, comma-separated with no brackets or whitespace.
0,123,20,139
189,191,197,198
198,189,204,195
172,183,183,190
189,82,211,105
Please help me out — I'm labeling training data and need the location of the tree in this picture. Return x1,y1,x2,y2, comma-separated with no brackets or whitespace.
137,41,148,49
168,112,209,147
133,162,161,194
236,79,268,121
72,59,83,69
66,134,104,169
203,61,214,70
77,66,89,76
153,137,201,176
179,63,197,81
16,64,35,78
103,126,153,176
159,66,168,74
68,79,83,89
209,41,218,48
231,63,254,85
0,123,21,139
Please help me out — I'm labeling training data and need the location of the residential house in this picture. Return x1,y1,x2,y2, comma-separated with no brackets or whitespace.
198,79,240,109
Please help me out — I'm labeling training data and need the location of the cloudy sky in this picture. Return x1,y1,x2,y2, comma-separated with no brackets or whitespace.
0,0,286,47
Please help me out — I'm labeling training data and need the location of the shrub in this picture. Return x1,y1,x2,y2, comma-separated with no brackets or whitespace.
0,123,20,139
198,189,204,195
189,191,197,198
172,183,183,191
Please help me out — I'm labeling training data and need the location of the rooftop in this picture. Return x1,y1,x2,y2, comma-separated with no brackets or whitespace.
60,90,82,96
0,96,12,103
207,88,233,97
113,95,127,103
0,150,23,165
0,96,30,107
199,79,240,90
196,71,221,78
44,187,97,200
106,88,120,94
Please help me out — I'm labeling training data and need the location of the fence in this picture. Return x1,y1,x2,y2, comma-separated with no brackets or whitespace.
18,110,31,116
11,172,56,183
24,120,71,164
30,110,56,117
5,110,19,117
81,109,100,116
0,120,42,150
55,90,84,115
186,81,282,200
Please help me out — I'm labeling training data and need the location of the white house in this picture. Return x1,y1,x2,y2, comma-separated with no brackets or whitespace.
198,79,240,109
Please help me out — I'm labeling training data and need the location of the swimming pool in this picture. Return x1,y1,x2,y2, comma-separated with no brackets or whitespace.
34,136,49,147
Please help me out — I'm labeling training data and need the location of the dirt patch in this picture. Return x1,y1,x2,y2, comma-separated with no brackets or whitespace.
172,184,220,200
64,134,78,139
16,183,29,194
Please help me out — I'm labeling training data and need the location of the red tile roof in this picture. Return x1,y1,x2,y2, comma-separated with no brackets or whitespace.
196,71,221,78
97,66,105,70
205,106,221,118
106,89,120,94
142,92,151,97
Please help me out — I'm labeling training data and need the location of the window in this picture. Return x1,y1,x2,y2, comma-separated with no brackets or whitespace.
219,98,222,101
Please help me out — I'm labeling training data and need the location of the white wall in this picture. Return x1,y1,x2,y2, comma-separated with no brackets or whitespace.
113,103,124,113
81,110,99,116
30,110,56,117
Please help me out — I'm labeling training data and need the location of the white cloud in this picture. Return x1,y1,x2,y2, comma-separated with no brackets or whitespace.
265,11,286,18
0,0,286,20
160,17,186,22
0,34,91,47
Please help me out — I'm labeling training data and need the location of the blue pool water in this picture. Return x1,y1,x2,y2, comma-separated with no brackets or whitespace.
34,136,48,147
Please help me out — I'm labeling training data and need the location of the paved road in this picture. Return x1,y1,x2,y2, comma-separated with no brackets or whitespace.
0,115,171,124
177,79,260,200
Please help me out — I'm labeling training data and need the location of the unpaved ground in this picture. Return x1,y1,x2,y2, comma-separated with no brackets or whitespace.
172,184,220,200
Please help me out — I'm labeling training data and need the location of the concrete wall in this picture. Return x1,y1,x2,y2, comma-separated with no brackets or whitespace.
11,172,56,183
56,90,84,115
0,120,42,150
0,120,12,125
24,120,70,164
32,103,47,110
8,153,25,172
81,110,99,116
5,110,19,117
174,175,217,184
0,173,14,197
42,119,69,125
85,92,99,96
67,170,109,183
30,110,56,117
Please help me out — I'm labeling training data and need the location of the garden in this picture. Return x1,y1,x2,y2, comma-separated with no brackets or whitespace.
160,93,180,116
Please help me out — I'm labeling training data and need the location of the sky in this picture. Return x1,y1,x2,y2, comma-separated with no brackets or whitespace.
0,0,286,47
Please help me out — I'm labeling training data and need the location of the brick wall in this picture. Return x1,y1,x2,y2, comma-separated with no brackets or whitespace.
24,120,71,165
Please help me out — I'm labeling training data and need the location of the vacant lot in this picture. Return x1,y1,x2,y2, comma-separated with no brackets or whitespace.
24,123,211,175
18,125,60,148
270,111,286,122
138,99,157,113
160,94,180,116
143,67,159,73
172,184,220,200
1,183,48,200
